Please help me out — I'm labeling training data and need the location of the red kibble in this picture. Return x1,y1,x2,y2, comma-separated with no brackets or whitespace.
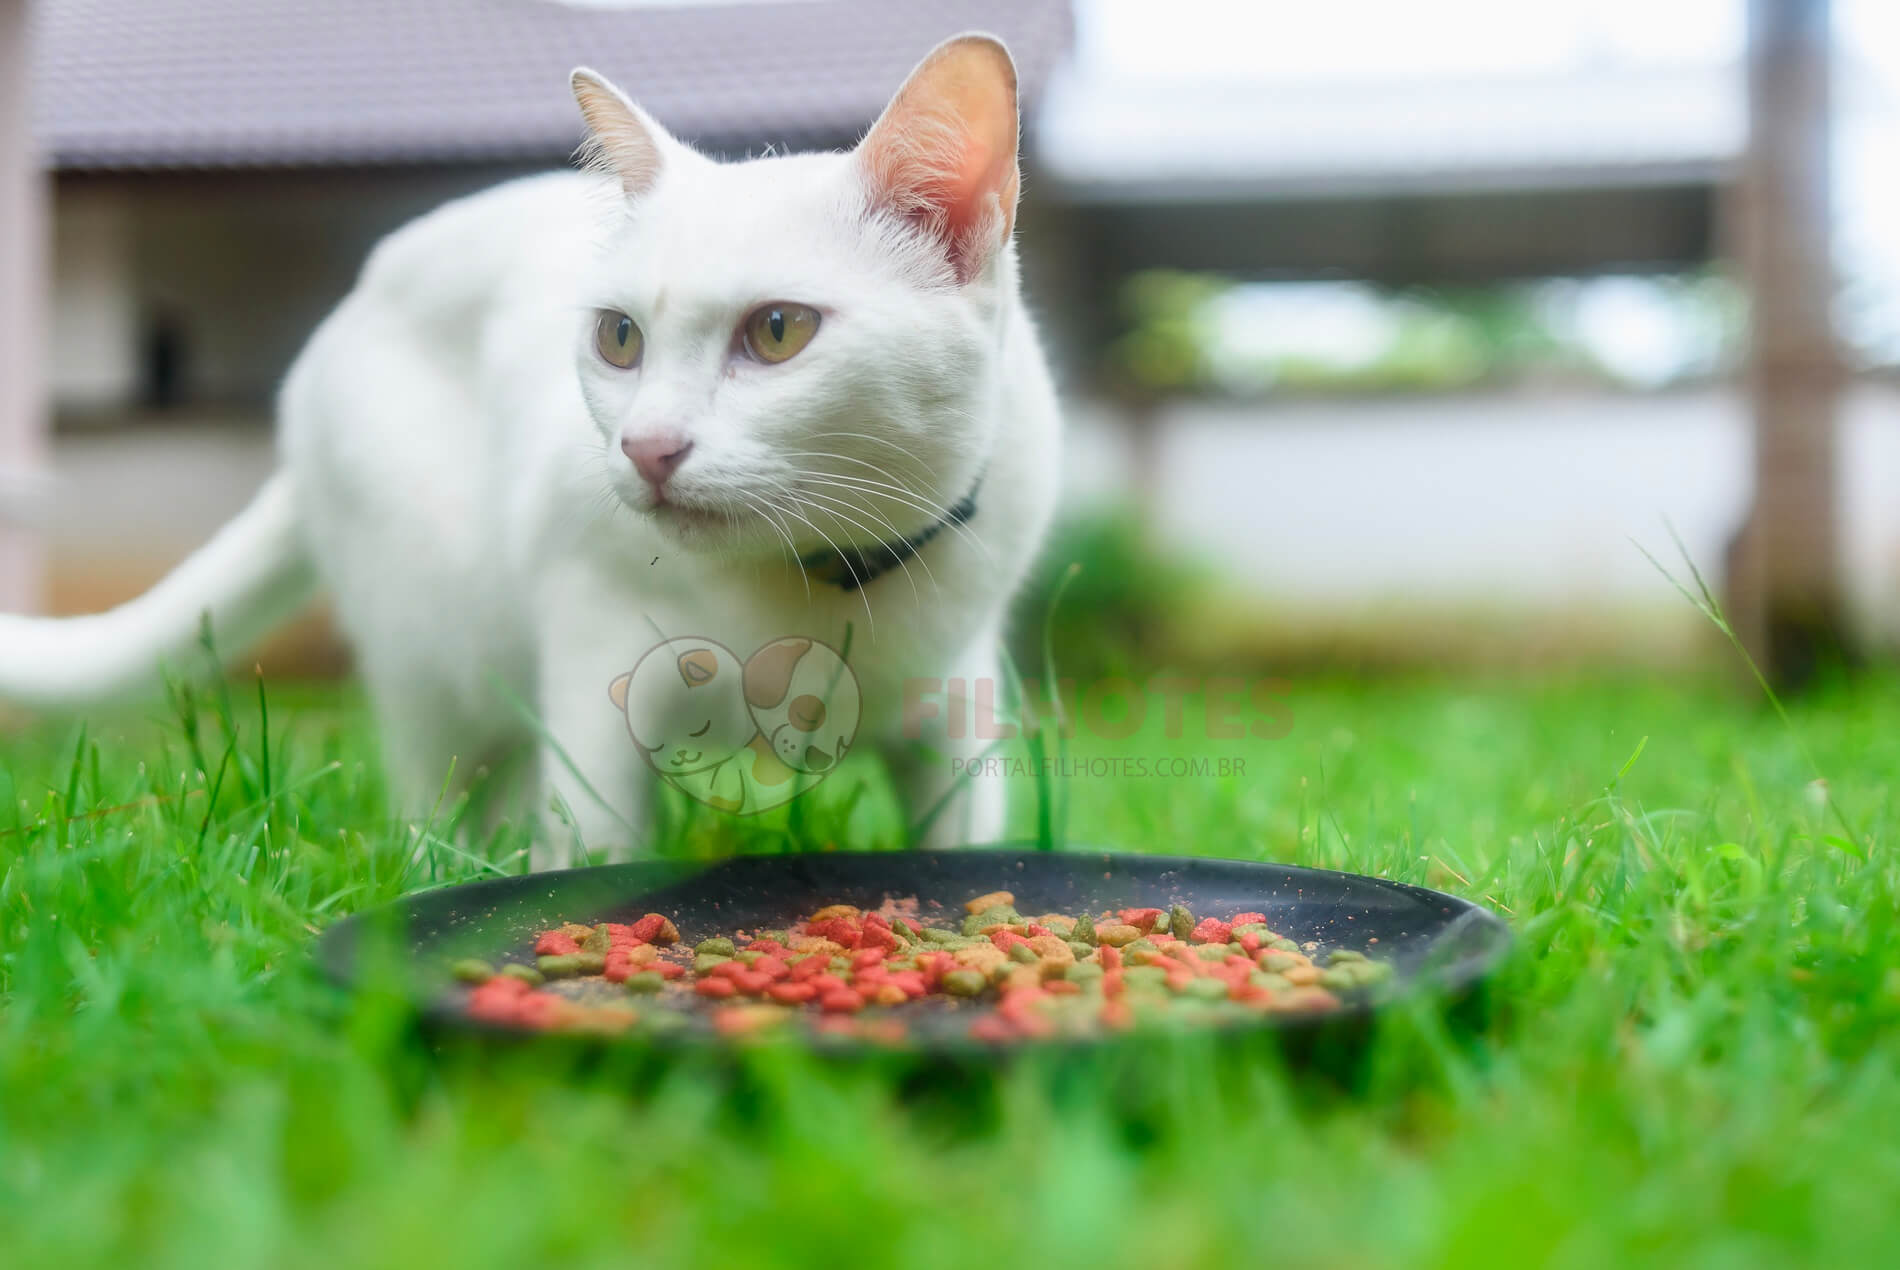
1101,969,1125,997
694,977,736,998
990,929,1027,952
1120,907,1164,933
969,1015,1014,1043
768,981,818,1004
628,914,677,945
746,939,789,957
1024,924,1054,938
1044,979,1081,996
734,971,774,995
1099,998,1134,1030
1231,912,1267,927
809,973,849,996
1099,945,1123,971
534,931,581,957
858,924,901,952
1224,954,1255,970
649,960,685,979
998,987,1044,1021
887,970,927,997
601,922,640,944
852,948,888,971
1191,918,1233,944
602,951,634,982
789,955,829,981
819,989,864,1013
1165,971,1195,992
806,918,862,948
752,955,791,979
706,959,747,980
1238,933,1262,955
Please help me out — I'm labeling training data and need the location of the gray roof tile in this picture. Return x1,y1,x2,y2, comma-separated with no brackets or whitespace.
32,0,1072,170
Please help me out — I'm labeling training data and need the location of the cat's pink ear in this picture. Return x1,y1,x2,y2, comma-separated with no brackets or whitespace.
571,68,676,199
856,34,1021,284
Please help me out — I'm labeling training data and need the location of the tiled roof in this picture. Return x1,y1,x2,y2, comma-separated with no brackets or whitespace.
32,0,1073,170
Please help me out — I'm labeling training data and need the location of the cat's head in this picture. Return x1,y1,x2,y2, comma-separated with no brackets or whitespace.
569,35,1021,559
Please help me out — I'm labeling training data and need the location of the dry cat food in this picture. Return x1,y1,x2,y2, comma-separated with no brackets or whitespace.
453,892,1393,1043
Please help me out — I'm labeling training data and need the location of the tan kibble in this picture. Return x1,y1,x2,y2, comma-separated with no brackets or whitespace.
1284,964,1323,987
623,943,659,968
789,936,847,957
953,944,1009,974
810,904,861,922
964,890,1016,914
1035,914,1077,935
1027,935,1074,964
874,982,909,1007
1280,986,1341,1012
1002,964,1044,992
1095,923,1142,947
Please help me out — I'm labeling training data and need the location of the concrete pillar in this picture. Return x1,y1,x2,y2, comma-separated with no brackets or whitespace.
0,0,46,613
1729,0,1851,687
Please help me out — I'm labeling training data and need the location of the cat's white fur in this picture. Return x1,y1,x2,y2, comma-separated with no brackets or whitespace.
0,35,1061,865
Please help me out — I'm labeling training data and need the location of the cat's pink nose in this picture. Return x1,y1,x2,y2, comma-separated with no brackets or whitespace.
622,433,694,490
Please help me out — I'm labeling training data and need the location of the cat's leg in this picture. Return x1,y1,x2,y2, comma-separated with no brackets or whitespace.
881,647,1010,850
530,593,653,870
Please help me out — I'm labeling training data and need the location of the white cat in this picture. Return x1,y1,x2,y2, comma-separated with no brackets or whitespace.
0,34,1062,867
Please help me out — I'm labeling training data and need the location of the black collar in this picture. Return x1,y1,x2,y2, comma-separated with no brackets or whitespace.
801,472,982,592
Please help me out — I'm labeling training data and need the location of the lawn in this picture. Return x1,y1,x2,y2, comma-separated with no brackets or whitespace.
3,667,1898,1267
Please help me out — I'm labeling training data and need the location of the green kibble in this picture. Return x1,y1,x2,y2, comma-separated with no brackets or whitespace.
1259,949,1301,972
1233,922,1270,938
942,969,987,997
1355,960,1394,984
1226,941,1247,956
1169,904,1195,941
1127,937,1157,955
1271,937,1300,952
537,953,584,978
735,950,763,966
694,953,731,974
1327,948,1367,964
450,958,495,984
1195,944,1229,962
1122,965,1169,990
695,937,737,958
623,970,665,994
920,926,962,944
1065,961,1104,983
1072,911,1097,945
1319,967,1360,992
582,925,613,954
961,905,1020,936
829,956,853,973
1066,941,1094,961
1180,976,1230,1002
1250,971,1291,992
573,951,605,974
499,963,544,986
1009,942,1040,964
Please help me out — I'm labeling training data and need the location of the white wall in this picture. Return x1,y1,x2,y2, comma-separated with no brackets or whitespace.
49,188,138,411
1063,385,1900,643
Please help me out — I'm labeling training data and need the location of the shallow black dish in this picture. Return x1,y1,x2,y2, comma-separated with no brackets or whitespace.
316,845,1510,1054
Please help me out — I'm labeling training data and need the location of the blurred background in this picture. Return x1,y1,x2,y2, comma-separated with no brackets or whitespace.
0,0,1892,687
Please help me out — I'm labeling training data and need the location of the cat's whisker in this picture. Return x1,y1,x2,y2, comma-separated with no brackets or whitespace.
793,470,994,565
734,490,811,602
766,497,878,637
788,487,935,604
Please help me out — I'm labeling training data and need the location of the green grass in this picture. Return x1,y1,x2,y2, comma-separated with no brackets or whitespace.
4,667,1899,1268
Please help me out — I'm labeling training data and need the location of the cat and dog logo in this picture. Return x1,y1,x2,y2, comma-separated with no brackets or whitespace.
608,636,860,813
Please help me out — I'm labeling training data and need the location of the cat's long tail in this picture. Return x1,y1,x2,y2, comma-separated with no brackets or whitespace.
0,472,317,708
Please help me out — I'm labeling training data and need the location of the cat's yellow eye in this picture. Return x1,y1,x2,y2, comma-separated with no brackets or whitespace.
744,303,820,364
594,310,643,369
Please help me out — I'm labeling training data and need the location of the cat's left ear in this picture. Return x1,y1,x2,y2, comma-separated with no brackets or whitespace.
856,33,1020,284
571,68,679,199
